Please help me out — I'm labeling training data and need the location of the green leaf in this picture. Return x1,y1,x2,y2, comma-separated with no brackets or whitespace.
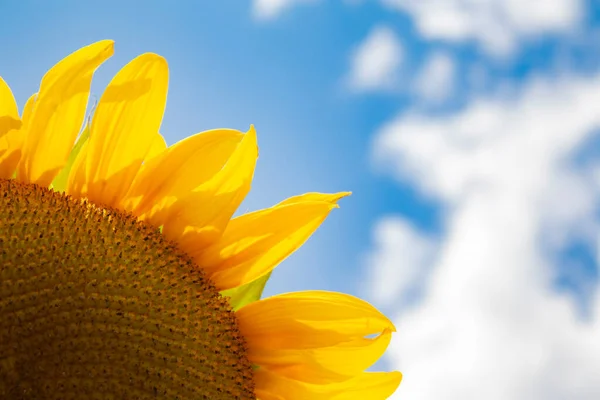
220,271,272,311
51,127,89,192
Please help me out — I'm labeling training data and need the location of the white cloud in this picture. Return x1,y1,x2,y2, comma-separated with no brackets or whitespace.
252,0,320,20
414,51,456,105
365,218,436,306
382,0,583,55
370,74,600,399
346,26,404,92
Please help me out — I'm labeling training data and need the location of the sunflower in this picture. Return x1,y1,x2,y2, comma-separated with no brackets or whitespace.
0,40,401,399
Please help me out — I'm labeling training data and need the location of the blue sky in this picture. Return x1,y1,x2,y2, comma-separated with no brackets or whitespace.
2,1,600,398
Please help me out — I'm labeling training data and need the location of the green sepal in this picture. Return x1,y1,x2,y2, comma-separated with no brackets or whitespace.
51,127,89,192
220,271,272,311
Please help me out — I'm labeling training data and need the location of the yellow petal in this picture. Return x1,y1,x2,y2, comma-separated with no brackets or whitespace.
147,132,167,160
249,329,393,384
68,131,165,200
160,126,257,249
122,128,243,220
194,192,349,290
0,94,36,178
79,53,168,207
0,129,24,179
237,291,396,350
0,77,21,139
16,40,114,186
65,139,89,196
254,369,402,400
277,191,352,206
20,93,37,130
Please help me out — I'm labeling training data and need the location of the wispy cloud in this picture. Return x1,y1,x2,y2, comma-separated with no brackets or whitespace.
413,51,456,105
253,0,583,56
370,74,600,399
346,25,404,93
252,0,320,21
365,217,437,306
381,0,583,55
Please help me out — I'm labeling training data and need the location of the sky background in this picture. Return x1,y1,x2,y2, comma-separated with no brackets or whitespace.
1,1,600,399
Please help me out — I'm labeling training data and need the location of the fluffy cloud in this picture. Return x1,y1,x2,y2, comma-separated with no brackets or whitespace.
253,0,583,55
252,0,320,20
414,51,456,105
346,26,404,92
365,218,436,306
370,74,600,399
382,0,583,55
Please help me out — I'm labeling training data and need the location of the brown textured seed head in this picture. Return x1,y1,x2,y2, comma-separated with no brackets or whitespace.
0,179,255,399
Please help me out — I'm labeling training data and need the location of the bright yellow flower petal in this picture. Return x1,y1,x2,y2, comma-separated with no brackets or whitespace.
0,77,21,177
194,192,349,290
276,191,352,206
0,129,23,179
122,128,243,222
76,53,168,207
160,126,257,251
0,77,21,139
66,139,89,195
255,369,402,400
249,329,393,384
20,92,37,128
147,132,167,160
236,290,395,349
68,131,165,198
16,40,114,187
0,94,36,178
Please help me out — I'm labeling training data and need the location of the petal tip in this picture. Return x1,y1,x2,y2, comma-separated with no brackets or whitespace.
334,191,352,202
137,52,168,67
381,316,397,333
101,39,115,47
92,39,115,57
390,370,403,389
246,125,258,141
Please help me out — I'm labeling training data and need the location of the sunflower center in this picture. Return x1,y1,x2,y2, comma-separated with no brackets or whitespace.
0,179,255,399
